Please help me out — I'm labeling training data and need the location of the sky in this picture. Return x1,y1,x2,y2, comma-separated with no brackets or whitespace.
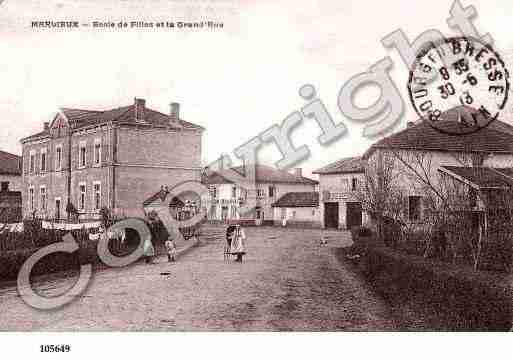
1,0,513,178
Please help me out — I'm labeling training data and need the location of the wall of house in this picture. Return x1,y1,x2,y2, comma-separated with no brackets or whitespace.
22,121,203,220
0,174,22,192
204,181,316,223
317,172,364,229
272,206,321,228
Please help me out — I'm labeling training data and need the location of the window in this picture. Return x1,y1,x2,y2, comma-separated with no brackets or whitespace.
269,186,275,198
209,186,217,199
351,178,358,191
230,205,237,218
79,183,86,210
231,186,237,198
29,187,35,211
79,142,87,168
94,140,101,165
408,196,421,221
341,178,349,191
55,198,61,219
40,149,47,172
40,186,47,211
29,151,35,174
93,182,101,210
256,189,265,198
55,145,62,170
1,182,9,192
292,210,296,218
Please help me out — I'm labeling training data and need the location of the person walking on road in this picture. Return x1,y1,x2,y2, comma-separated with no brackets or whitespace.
165,238,177,262
230,224,246,263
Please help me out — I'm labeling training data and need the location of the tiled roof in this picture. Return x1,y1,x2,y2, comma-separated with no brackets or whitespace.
272,192,319,208
313,156,365,175
21,101,203,143
0,150,21,176
440,166,513,189
363,107,513,159
364,120,513,159
143,189,186,207
203,164,318,185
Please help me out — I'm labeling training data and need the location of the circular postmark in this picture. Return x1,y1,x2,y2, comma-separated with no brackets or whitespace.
407,36,509,135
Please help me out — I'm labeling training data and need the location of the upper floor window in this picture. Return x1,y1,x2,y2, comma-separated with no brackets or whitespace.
408,195,421,222
94,140,101,166
209,186,217,199
341,178,349,191
256,189,265,198
40,149,47,172
1,182,8,192
29,151,35,174
79,142,87,168
268,186,275,198
55,145,62,170
79,183,86,210
231,186,237,198
351,178,358,191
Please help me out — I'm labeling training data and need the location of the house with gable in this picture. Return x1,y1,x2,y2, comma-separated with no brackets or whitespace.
20,98,204,221
361,107,513,228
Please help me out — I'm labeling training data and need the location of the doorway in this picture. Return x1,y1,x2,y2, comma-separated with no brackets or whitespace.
346,202,362,229
324,202,339,229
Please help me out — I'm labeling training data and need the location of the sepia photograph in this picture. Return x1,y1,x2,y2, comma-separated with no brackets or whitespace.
0,0,512,357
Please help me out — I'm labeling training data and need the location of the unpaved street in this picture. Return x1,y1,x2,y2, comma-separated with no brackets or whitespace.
0,227,395,331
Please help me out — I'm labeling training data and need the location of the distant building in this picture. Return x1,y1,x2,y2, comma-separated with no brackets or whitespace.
0,150,22,222
313,156,366,229
0,150,22,192
271,191,320,228
20,98,203,221
203,165,318,225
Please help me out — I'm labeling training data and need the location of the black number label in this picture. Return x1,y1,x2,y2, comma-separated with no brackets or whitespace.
40,345,71,353
437,83,455,99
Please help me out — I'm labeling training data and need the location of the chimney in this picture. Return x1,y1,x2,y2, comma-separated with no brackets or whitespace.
134,98,146,121
170,102,180,121
44,122,50,131
293,168,302,177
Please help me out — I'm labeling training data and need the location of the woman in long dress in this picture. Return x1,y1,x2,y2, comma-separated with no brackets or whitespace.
230,225,246,262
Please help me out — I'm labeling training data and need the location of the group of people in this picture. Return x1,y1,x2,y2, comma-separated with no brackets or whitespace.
141,212,248,264
225,224,247,262
142,212,177,264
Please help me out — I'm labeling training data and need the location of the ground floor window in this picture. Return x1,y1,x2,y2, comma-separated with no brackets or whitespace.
40,186,46,212
408,195,421,221
93,182,101,210
79,184,86,211
29,187,35,211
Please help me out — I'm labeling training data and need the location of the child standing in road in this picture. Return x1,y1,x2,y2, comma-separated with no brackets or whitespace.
165,238,177,262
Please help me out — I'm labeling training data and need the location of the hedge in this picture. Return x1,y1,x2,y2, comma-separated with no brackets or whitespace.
356,236,513,330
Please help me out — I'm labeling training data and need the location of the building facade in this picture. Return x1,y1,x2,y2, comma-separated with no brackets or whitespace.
203,165,318,225
20,98,203,221
0,150,22,222
361,111,513,228
271,191,320,228
313,157,366,230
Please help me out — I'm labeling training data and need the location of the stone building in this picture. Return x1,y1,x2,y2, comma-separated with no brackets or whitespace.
313,156,366,229
203,165,318,225
0,150,22,222
20,98,203,221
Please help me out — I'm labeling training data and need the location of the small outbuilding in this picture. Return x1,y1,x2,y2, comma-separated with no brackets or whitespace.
272,192,320,228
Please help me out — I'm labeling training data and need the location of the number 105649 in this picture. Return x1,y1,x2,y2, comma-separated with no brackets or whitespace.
40,345,71,353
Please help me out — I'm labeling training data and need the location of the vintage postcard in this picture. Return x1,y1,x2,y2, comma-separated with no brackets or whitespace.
0,0,512,356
